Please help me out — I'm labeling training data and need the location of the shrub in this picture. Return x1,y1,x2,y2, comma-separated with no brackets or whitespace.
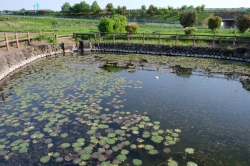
112,14,127,32
125,23,139,33
184,27,197,35
208,16,222,31
179,11,197,28
236,14,250,33
35,34,46,41
98,18,115,33
47,37,57,44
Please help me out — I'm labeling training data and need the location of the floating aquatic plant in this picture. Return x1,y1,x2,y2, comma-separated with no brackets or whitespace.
185,148,195,154
168,160,178,166
117,154,127,161
151,135,164,143
60,143,70,148
40,156,50,163
133,159,142,166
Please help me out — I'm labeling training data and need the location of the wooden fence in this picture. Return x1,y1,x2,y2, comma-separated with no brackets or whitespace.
0,32,73,51
74,32,250,48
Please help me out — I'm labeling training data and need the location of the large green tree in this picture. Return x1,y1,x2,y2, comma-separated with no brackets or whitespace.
141,5,146,14
61,2,71,13
98,18,115,33
106,3,114,12
236,14,250,33
91,1,101,14
116,6,126,15
208,16,222,31
179,11,197,28
70,1,90,14
112,14,127,32
147,4,158,15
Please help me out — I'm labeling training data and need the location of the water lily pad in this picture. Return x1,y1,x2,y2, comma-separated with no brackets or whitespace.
133,159,142,166
60,133,68,138
81,153,91,160
168,160,178,166
61,143,70,148
151,135,164,143
40,156,50,163
185,148,195,154
117,154,127,161
187,161,198,166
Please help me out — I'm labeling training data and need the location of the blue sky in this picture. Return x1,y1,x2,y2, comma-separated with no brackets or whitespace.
0,0,249,11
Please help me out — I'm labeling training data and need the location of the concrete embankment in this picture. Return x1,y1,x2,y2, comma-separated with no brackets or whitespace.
0,42,77,81
92,43,250,62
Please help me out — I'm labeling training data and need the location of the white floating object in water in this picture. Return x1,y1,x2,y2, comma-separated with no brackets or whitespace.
155,76,159,79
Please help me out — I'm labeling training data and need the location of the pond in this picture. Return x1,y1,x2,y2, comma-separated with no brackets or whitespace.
0,54,250,166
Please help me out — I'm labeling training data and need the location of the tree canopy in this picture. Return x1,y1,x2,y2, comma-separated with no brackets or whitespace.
61,2,71,13
91,1,101,14
208,16,222,31
179,11,197,28
236,14,250,33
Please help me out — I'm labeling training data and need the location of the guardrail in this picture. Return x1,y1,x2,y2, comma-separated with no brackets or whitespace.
74,32,250,48
0,32,73,51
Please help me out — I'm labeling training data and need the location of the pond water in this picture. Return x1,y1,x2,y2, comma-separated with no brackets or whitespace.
0,54,250,166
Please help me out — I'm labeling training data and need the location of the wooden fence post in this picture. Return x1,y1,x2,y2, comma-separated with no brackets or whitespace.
143,33,145,44
233,35,236,48
127,33,130,43
175,33,178,46
98,32,101,43
39,31,41,35
15,33,19,48
212,34,216,48
158,33,161,44
113,32,115,44
27,32,31,44
193,34,196,46
4,34,9,51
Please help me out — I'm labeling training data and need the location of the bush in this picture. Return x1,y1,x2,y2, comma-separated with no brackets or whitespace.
208,16,222,31
179,11,197,28
236,14,250,33
47,37,57,44
125,23,139,33
184,27,197,35
98,18,115,33
35,34,46,41
112,14,127,32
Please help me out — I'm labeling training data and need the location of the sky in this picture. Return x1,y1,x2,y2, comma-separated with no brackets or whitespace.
0,0,249,11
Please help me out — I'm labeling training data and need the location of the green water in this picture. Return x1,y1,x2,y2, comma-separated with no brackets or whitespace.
0,55,250,166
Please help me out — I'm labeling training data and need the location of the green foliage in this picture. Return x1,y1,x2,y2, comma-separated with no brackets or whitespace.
208,16,222,31
236,14,250,33
180,11,197,28
91,1,101,14
125,23,139,33
112,14,127,32
116,6,127,15
48,37,57,44
147,4,158,15
106,3,114,12
35,34,46,41
180,5,188,11
184,27,197,35
69,1,90,14
141,5,147,14
51,20,60,26
98,18,115,33
61,2,71,13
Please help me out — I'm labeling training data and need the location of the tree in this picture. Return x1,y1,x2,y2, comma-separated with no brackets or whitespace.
141,5,146,14
61,2,71,13
180,5,188,11
91,1,101,14
208,16,222,31
188,5,194,10
201,4,205,11
125,23,139,33
167,6,174,12
98,17,115,33
195,6,201,12
20,8,25,15
112,14,127,32
147,4,158,15
106,3,114,12
116,6,126,15
236,14,250,33
179,11,197,28
70,1,90,14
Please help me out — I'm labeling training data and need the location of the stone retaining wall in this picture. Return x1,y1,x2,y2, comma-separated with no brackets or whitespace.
92,43,250,62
